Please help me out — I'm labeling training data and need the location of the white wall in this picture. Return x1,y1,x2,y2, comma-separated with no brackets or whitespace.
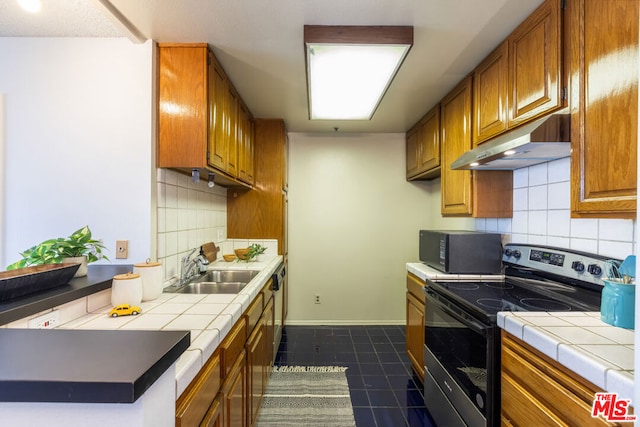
0,38,155,268
287,132,473,324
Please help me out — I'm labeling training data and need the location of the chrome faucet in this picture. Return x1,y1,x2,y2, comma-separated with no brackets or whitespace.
180,247,210,285
180,248,199,285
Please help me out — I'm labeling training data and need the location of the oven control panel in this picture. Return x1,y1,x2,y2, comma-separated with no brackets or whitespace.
502,244,618,287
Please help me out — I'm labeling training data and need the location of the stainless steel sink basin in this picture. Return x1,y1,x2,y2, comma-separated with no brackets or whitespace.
164,270,260,294
170,281,248,294
192,270,259,284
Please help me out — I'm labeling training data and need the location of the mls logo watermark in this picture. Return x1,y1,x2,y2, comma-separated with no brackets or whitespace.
591,393,636,422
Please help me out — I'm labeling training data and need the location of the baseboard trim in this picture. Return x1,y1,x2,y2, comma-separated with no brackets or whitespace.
284,320,405,326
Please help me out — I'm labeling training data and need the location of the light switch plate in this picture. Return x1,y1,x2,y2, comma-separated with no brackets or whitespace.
116,240,129,259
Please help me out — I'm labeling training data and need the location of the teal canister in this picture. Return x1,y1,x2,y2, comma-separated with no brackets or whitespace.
600,279,635,329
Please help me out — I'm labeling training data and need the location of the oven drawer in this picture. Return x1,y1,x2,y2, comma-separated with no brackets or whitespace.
423,367,467,427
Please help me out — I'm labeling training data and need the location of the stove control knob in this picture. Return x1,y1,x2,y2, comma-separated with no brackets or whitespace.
588,264,602,276
512,250,522,259
504,249,513,257
571,261,585,272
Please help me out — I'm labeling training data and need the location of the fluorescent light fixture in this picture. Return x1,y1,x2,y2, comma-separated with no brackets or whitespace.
304,26,413,120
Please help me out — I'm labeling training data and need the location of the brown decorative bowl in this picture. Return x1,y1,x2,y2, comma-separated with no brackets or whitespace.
0,263,81,302
223,254,236,262
234,248,250,261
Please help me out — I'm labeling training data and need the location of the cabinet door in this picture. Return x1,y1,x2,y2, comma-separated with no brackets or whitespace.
223,352,247,427
176,352,221,427
418,104,441,172
158,45,208,168
263,297,275,369
237,101,254,185
247,322,265,426
474,41,509,145
569,0,638,218
501,332,619,426
209,57,229,171
406,105,441,180
201,393,224,427
406,292,425,381
508,0,562,127
405,126,420,178
226,85,239,177
441,76,473,216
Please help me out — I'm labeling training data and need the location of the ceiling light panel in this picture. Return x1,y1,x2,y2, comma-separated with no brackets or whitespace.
304,25,413,121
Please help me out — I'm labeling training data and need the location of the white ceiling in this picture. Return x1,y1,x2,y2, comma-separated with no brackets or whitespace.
0,0,544,133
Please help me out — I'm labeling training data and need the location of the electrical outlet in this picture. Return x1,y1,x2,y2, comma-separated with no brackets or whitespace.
217,229,225,242
28,310,60,329
315,294,321,304
116,240,129,259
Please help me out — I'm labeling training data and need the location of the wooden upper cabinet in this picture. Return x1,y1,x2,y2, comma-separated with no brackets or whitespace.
237,100,254,185
508,0,563,127
473,41,509,145
158,44,209,169
228,119,288,255
441,77,474,216
158,43,252,188
406,127,420,178
441,76,513,218
209,54,228,171
406,104,441,180
568,0,638,218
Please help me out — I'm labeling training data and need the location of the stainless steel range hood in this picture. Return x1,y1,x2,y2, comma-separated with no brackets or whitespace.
451,112,570,170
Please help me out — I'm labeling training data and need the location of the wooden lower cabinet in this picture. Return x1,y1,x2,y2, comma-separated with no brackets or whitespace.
223,351,247,427
405,273,425,382
201,393,224,427
176,351,222,427
501,331,626,426
247,292,274,426
177,281,277,427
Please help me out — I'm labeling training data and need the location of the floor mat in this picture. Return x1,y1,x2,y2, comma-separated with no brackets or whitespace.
256,366,356,427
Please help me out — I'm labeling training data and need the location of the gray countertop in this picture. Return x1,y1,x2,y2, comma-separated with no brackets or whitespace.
0,328,190,403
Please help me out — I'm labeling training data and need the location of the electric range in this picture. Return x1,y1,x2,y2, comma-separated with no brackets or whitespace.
423,243,617,427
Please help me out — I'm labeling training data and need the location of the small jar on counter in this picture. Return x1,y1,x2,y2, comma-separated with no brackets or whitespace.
133,260,163,301
111,272,143,307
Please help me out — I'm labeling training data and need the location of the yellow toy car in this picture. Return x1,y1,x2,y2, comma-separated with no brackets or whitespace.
109,304,141,317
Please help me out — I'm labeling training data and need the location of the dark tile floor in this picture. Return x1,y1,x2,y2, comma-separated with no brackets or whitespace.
275,325,437,427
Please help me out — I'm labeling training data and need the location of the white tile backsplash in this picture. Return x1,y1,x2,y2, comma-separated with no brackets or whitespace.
157,169,229,284
476,158,637,259
529,162,548,186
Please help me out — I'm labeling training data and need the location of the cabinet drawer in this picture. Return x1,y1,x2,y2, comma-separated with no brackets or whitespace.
220,317,247,378
245,292,264,336
176,351,221,427
406,273,426,303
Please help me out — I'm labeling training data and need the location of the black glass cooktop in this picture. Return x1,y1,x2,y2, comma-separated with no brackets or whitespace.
428,277,602,321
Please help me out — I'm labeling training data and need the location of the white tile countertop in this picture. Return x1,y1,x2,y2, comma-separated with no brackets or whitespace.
498,311,634,402
406,262,504,282
57,255,283,397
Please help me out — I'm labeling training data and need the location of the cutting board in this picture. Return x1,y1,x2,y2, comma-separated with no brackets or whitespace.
201,242,219,263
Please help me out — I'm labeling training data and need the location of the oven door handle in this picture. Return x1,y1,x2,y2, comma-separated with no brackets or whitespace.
425,288,490,337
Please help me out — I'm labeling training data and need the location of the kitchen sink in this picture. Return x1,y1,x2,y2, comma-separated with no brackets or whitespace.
168,281,248,294
164,270,260,294
192,270,259,284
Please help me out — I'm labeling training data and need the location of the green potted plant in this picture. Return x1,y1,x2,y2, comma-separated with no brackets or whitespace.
6,226,109,277
242,243,267,263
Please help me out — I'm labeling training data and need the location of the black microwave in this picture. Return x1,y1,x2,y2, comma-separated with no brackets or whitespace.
419,230,503,274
